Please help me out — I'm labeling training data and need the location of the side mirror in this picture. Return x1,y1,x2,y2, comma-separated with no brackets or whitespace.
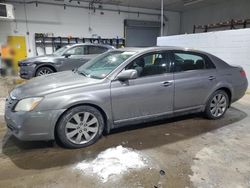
117,69,138,81
63,53,71,58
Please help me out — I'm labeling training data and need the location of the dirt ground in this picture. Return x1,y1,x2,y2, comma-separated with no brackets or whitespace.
0,77,249,188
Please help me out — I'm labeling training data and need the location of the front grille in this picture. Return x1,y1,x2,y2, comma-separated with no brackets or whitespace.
20,72,28,75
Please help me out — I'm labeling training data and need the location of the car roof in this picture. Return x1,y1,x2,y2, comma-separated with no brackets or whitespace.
114,46,230,69
69,43,115,49
115,46,211,55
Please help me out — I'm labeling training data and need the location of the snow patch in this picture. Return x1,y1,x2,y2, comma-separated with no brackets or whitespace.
74,145,148,182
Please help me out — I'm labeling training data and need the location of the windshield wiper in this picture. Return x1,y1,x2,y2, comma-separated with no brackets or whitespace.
77,70,102,79
77,70,88,77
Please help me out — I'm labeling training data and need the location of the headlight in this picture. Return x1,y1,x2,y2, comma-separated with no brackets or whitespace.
14,97,43,112
19,62,35,66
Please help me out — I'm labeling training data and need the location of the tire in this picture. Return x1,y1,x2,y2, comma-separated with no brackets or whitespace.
204,90,229,120
35,66,54,77
56,105,104,149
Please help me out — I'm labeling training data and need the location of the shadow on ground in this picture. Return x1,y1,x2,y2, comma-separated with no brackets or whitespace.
0,107,247,170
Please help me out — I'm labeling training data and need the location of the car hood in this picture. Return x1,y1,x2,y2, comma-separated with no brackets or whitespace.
11,71,102,99
21,54,57,64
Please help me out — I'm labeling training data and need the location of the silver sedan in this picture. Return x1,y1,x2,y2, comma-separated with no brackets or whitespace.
5,47,248,148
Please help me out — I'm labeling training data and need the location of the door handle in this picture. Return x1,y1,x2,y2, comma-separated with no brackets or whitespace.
161,81,173,87
208,76,216,81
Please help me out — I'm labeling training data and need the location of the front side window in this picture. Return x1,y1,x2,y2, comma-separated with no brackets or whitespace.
173,51,215,72
77,51,136,79
126,52,170,77
53,46,70,56
65,46,85,55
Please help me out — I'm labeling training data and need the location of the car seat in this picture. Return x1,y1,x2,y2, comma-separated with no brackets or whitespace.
195,59,205,69
134,58,145,76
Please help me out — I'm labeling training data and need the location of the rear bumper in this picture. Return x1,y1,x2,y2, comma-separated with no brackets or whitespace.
4,107,65,141
232,80,248,103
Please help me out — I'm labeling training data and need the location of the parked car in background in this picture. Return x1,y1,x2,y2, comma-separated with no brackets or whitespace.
6,47,248,148
18,43,114,79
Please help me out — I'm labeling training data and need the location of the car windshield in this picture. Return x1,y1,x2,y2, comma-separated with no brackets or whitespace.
77,50,136,79
53,46,70,56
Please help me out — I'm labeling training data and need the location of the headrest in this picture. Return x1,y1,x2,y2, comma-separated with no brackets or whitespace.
135,58,145,67
195,60,205,69
183,59,195,71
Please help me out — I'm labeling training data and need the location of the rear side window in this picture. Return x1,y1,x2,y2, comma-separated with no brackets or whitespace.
172,51,215,72
88,46,108,54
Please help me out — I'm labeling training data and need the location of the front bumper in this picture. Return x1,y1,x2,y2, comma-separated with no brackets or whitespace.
19,63,36,79
4,97,65,141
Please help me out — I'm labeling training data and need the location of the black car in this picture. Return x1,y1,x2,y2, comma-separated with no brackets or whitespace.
19,43,114,79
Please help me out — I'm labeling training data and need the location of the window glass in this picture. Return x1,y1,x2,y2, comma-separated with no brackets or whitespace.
53,45,70,56
173,52,206,72
88,46,108,54
126,52,170,77
0,5,7,17
77,51,136,79
65,46,85,55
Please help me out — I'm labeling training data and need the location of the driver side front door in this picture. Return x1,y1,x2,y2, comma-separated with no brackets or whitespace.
110,51,174,126
60,45,88,71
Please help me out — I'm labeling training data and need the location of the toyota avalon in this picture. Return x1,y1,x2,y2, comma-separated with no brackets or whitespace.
5,47,248,148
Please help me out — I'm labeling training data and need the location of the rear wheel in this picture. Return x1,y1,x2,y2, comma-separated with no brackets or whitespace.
35,66,54,77
56,106,104,148
204,90,229,119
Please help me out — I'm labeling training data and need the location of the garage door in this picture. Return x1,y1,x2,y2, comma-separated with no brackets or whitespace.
124,20,161,47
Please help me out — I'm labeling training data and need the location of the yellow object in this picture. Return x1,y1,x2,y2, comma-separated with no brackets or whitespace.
7,36,27,73
1,45,13,59
14,78,26,85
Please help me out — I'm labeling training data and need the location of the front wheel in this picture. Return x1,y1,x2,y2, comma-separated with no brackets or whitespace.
56,106,104,148
35,67,54,77
204,90,229,119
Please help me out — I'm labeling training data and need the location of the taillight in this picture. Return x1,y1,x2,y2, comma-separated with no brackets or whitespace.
240,70,246,77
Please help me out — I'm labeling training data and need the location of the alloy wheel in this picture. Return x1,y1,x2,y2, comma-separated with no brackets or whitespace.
65,112,99,144
37,68,53,76
210,93,227,118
